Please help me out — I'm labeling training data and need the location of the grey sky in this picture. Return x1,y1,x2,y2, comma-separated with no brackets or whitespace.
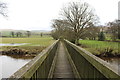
0,0,119,30
118,1,120,20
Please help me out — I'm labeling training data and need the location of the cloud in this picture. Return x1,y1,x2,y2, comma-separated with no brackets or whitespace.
0,0,119,30
118,1,120,20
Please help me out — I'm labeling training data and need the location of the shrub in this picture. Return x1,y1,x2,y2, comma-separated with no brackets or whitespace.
98,31,105,41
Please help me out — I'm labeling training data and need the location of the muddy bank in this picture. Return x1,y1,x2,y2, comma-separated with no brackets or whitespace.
1,54,35,59
0,46,46,57
95,48,120,57
80,45,120,58
95,53,120,58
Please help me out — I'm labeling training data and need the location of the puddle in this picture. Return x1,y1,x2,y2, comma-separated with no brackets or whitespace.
0,43,29,46
31,44,46,47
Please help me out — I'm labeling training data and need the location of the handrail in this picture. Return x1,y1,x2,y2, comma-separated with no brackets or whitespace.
5,39,120,79
8,40,59,79
64,39,120,79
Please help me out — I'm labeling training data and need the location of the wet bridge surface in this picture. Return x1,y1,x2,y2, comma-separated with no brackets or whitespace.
53,42,74,78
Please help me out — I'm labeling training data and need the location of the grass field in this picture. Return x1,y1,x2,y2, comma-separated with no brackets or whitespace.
1,37,55,46
0,37,55,55
79,40,119,56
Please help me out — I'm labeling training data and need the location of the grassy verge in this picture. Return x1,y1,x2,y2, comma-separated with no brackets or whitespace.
79,40,119,57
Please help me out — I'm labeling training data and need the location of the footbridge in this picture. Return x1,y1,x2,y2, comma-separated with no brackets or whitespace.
8,40,120,79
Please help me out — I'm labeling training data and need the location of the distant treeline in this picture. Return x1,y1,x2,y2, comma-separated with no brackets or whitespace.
0,31,51,38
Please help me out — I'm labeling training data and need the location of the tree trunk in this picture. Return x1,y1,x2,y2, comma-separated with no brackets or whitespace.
75,38,79,45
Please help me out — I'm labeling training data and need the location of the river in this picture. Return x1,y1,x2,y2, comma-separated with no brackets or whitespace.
100,57,120,73
0,55,119,79
0,55,32,79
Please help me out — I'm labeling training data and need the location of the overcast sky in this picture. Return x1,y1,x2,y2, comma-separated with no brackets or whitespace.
0,0,119,30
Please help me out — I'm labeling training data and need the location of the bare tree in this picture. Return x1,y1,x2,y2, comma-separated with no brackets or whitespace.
60,2,98,44
107,20,119,41
16,32,22,37
51,20,63,40
81,24,100,40
26,31,31,37
51,19,72,40
11,31,15,37
0,2,7,17
40,33,43,37
52,20,66,37
0,32,2,37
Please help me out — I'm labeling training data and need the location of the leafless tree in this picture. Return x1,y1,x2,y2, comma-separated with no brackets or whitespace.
60,2,98,44
26,31,31,37
40,33,43,37
51,19,74,40
51,19,65,39
0,2,7,17
16,32,22,37
11,31,15,37
107,20,120,40
81,23,100,40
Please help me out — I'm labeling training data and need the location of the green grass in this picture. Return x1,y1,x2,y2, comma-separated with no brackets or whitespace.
79,40,119,50
0,37,56,56
1,37,55,46
79,40,119,55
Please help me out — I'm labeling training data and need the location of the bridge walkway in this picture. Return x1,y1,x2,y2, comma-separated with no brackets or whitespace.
53,42,75,78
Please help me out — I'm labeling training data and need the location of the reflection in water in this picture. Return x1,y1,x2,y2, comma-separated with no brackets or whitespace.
100,57,120,73
0,55,120,79
0,43,29,46
0,55,32,79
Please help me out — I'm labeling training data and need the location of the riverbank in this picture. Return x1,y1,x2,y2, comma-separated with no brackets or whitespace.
79,40,120,57
0,46,46,57
82,47,120,57
0,37,56,58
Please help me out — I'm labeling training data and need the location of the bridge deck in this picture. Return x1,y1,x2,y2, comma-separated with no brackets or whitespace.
53,42,74,78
